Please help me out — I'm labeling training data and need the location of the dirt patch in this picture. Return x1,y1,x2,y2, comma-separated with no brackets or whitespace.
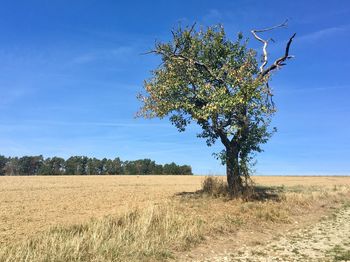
183,203,350,261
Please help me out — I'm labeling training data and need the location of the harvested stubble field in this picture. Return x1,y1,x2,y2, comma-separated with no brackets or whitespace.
1,175,350,261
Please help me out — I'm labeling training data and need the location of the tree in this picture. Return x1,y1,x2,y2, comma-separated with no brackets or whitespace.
65,156,79,175
0,155,7,176
163,162,180,175
87,157,99,175
17,155,43,176
0,154,192,176
179,165,192,175
38,158,51,175
79,156,88,175
153,164,163,175
138,22,295,195
137,159,156,175
124,161,138,175
113,157,123,175
105,159,115,175
99,158,108,175
49,157,66,175
38,157,65,175
3,157,19,176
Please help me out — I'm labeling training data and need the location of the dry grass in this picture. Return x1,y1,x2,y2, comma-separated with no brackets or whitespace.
0,175,201,245
328,245,350,261
0,202,205,261
201,176,229,197
0,175,350,261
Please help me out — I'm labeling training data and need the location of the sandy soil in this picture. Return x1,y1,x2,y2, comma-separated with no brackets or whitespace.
191,205,350,261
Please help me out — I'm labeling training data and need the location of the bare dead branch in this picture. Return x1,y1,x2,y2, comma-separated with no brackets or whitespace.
251,19,296,78
140,50,156,55
252,19,288,34
261,33,296,77
251,19,289,73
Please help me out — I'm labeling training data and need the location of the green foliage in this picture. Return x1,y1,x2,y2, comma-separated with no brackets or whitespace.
163,162,192,175
48,157,65,175
0,155,7,176
3,157,19,176
139,25,274,144
17,155,44,176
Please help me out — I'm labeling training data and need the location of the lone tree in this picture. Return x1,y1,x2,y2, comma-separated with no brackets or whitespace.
138,21,295,196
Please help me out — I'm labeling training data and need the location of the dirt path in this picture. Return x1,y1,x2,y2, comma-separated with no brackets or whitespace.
189,205,350,262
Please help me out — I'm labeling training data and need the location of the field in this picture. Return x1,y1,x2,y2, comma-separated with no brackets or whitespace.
1,175,350,261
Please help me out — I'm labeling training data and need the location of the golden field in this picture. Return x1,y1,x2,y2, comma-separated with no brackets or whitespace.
1,175,349,245
0,175,201,245
1,175,350,261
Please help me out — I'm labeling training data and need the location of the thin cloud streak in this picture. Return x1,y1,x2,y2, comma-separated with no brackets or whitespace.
297,24,350,42
70,46,135,65
202,9,223,24
277,84,350,94
0,120,171,129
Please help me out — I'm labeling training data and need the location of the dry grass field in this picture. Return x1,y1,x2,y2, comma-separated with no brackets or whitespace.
1,175,348,244
0,175,201,245
1,175,350,261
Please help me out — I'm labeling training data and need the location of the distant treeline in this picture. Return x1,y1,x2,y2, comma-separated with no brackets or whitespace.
0,155,192,176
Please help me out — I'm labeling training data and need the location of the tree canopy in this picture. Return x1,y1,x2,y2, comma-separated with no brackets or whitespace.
138,23,295,195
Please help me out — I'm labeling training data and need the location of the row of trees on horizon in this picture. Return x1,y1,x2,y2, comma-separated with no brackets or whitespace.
0,155,193,176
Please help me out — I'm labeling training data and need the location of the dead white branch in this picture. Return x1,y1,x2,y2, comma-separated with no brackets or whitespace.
251,19,296,77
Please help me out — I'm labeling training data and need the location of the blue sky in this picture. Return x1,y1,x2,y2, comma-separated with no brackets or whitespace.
0,0,349,175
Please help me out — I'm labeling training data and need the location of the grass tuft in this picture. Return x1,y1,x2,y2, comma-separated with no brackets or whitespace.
328,245,350,261
201,176,229,197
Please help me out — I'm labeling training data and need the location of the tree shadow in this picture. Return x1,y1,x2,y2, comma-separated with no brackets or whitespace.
248,185,285,202
174,190,204,199
174,185,285,202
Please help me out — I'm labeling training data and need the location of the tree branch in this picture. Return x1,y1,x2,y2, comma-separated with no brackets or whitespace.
170,53,225,84
251,20,296,76
214,124,230,148
188,22,197,35
261,33,296,77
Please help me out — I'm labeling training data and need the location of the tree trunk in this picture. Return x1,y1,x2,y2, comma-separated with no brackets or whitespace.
226,148,243,196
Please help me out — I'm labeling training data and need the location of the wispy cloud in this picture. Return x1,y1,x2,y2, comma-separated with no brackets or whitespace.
71,46,134,65
295,9,350,25
1,87,38,107
202,9,223,24
0,139,33,156
298,24,350,42
278,84,350,94
0,120,170,130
